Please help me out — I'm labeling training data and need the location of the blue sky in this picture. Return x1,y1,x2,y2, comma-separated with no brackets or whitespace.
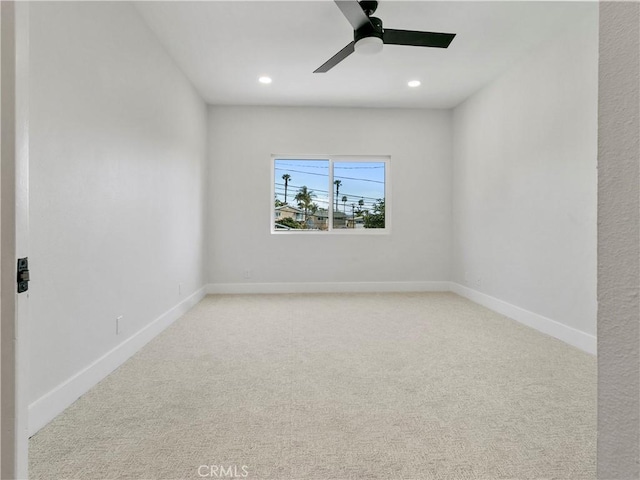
274,159,385,213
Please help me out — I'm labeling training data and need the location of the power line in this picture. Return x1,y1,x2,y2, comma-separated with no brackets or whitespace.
276,162,327,169
335,165,384,170
275,183,383,203
275,168,328,178
275,168,384,184
274,189,384,204
334,175,384,184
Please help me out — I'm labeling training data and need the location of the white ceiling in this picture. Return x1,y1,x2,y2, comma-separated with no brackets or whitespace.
135,1,596,109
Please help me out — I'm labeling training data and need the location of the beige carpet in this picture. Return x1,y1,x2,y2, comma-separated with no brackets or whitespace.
29,293,596,480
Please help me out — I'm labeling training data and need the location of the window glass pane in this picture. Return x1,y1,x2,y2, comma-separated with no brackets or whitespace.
274,159,330,231
334,161,385,229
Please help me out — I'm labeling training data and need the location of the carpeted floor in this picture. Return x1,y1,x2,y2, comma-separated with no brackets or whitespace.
29,293,596,480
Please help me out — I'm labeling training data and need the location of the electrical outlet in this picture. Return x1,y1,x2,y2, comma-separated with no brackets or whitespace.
178,283,182,296
244,269,251,279
116,315,123,335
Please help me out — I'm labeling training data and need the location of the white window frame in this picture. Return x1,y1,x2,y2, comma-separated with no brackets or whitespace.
271,154,391,235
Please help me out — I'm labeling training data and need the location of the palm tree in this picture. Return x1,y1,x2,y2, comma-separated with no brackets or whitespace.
341,195,348,213
295,186,316,225
334,179,342,211
282,174,291,204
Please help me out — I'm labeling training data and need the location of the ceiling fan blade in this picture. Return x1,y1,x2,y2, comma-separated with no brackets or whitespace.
314,41,355,73
334,1,373,31
383,29,456,48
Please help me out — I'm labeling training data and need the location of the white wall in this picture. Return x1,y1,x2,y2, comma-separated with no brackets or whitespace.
207,106,452,290
451,11,598,338
29,2,207,430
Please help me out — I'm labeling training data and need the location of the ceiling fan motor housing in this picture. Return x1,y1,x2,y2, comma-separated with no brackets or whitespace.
355,16,383,42
354,16,383,53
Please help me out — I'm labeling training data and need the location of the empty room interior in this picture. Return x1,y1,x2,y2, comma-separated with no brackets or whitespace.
23,0,604,479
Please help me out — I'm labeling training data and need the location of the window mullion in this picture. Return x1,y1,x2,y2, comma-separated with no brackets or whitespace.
328,157,334,231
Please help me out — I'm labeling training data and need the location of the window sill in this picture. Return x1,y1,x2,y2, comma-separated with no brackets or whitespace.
271,228,390,235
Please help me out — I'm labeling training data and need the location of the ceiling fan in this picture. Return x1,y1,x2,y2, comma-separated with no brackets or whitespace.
315,0,456,73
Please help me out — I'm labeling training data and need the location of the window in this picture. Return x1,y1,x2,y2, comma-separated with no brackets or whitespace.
272,156,389,233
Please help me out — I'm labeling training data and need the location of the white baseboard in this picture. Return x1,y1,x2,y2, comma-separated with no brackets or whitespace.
206,281,451,295
28,286,206,436
449,282,596,355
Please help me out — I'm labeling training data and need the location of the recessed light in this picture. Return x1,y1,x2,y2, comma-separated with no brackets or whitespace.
259,76,272,84
408,80,421,88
